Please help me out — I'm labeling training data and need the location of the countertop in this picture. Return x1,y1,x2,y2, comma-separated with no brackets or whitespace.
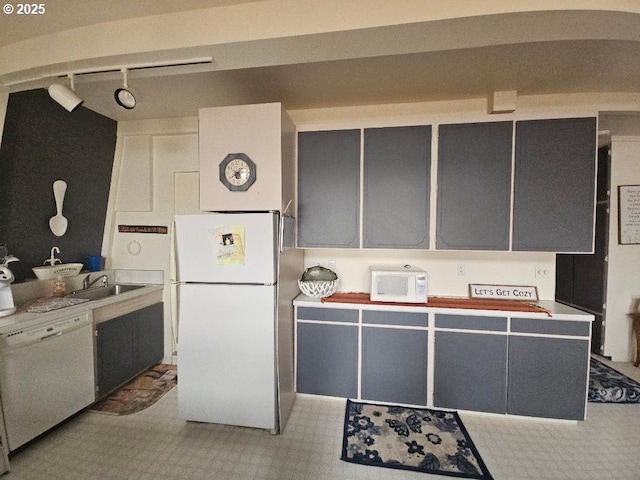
294,292,593,321
0,284,163,335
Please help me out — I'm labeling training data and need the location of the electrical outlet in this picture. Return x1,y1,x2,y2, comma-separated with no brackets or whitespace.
457,264,465,276
328,259,336,270
535,265,550,279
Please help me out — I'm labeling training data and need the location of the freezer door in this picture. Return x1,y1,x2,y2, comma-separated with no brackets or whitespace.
177,283,277,429
175,212,277,284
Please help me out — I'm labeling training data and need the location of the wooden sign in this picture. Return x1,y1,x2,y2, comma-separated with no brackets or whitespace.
469,284,539,301
618,185,640,245
118,225,168,234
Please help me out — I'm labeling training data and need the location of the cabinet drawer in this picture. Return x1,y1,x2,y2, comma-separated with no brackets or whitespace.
296,307,358,323
435,314,507,332
511,318,590,337
362,310,428,327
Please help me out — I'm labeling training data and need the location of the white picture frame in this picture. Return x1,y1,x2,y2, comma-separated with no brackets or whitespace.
618,184,640,245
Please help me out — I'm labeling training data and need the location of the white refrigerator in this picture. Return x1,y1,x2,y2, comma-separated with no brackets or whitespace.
174,212,301,432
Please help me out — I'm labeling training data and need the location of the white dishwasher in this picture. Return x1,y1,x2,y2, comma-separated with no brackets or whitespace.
0,312,95,452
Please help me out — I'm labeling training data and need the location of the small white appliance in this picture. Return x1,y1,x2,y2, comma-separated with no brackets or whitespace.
0,267,16,318
174,212,301,433
370,265,428,303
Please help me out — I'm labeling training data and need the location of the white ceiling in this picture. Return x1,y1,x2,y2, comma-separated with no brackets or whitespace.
3,3,640,121
0,0,258,47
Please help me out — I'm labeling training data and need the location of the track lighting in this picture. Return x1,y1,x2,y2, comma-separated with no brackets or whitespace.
114,68,136,110
47,74,83,112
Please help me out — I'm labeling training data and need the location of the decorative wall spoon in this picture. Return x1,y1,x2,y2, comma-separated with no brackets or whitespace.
49,180,68,237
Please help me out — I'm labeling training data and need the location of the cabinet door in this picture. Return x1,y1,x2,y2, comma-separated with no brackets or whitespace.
134,303,164,372
361,327,428,405
434,331,507,413
513,117,596,252
96,315,135,398
507,336,589,420
363,126,431,249
297,130,361,248
296,323,358,398
437,121,512,250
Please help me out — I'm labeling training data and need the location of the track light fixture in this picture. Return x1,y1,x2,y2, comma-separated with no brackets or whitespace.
47,74,83,112
114,68,136,110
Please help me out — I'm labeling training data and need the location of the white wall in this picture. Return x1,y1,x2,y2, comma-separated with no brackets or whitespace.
103,117,199,360
0,90,8,149
604,136,640,361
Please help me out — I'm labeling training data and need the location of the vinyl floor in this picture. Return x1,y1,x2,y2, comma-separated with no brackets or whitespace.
6,358,640,480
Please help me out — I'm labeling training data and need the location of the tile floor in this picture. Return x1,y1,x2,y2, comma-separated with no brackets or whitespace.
5,357,640,480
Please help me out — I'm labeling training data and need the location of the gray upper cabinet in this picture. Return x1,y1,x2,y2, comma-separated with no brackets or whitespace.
297,129,361,248
513,117,597,252
436,122,513,250
363,126,431,249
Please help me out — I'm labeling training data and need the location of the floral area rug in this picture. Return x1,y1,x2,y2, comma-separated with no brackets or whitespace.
89,364,177,415
341,399,493,479
588,357,640,403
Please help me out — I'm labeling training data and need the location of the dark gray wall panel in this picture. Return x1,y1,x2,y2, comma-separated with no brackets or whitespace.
297,130,360,248
362,310,428,327
363,126,431,249
297,307,358,323
361,327,427,405
296,323,358,398
0,89,116,282
507,336,589,420
437,121,512,250
513,117,596,252
434,331,507,413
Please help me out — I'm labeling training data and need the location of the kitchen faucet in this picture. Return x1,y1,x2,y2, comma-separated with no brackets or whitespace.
83,274,108,290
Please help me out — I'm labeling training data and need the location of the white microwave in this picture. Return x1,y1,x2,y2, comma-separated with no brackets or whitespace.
370,265,427,303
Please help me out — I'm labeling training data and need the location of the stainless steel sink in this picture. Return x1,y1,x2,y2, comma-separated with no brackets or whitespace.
67,284,146,300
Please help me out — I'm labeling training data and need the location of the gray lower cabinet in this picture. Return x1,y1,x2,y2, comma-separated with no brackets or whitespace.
362,327,428,405
513,117,597,252
96,302,164,399
507,317,590,420
296,307,359,398
363,126,431,249
434,331,507,414
296,322,358,398
434,314,589,420
361,310,428,405
507,336,589,420
434,314,508,413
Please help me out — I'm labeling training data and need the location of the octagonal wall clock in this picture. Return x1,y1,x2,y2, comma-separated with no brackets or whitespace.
219,153,257,192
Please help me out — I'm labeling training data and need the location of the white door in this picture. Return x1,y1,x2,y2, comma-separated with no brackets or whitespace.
177,283,276,429
175,213,277,284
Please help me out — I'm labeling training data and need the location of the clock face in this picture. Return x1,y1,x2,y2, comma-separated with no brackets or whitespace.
224,158,251,186
219,153,256,191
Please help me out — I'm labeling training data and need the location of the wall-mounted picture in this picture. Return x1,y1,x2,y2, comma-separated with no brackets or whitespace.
618,185,640,245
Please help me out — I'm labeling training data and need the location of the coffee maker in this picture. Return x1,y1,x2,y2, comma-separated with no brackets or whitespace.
0,266,16,317
0,245,18,317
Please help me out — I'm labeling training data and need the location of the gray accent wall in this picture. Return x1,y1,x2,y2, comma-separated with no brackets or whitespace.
0,89,116,281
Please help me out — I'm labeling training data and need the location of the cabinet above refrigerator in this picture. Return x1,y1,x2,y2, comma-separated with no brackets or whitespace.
198,102,296,213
